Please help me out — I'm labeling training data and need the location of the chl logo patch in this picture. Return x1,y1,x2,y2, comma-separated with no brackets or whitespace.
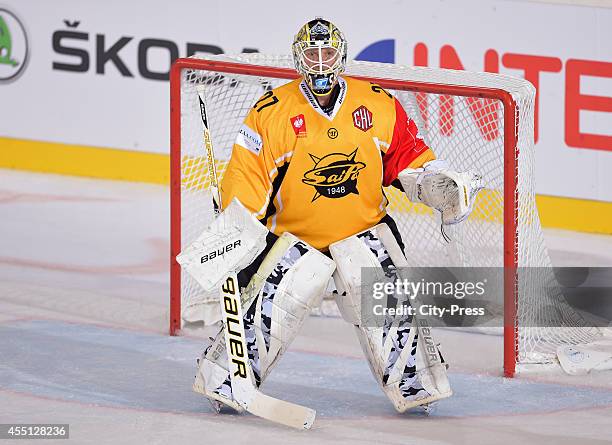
302,148,366,201
352,105,373,132
290,114,307,137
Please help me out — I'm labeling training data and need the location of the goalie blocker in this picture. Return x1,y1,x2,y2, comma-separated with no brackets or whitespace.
330,223,452,412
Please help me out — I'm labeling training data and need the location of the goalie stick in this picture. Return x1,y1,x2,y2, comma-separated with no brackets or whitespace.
219,272,316,429
196,84,222,216
194,87,316,429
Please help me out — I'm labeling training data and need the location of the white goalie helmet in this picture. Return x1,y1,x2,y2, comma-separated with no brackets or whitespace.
292,18,347,96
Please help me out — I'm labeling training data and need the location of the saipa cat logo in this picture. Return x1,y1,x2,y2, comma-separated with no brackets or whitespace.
302,148,366,201
0,8,29,83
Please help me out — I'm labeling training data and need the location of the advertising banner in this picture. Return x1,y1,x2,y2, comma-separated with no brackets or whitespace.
0,0,610,202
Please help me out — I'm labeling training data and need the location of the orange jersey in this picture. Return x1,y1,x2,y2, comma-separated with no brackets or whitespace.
221,76,435,251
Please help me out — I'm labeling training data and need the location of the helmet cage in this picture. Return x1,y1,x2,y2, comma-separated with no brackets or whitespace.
292,19,347,95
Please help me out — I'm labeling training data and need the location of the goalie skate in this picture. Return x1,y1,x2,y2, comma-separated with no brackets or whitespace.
193,336,244,413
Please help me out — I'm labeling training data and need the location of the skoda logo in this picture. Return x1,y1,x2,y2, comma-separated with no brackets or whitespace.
0,8,29,83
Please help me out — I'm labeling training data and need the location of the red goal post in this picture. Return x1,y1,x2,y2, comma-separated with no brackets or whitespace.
168,54,600,377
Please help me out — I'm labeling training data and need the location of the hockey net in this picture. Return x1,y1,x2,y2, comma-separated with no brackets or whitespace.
169,54,603,377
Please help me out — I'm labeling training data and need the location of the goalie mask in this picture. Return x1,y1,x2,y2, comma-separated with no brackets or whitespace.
292,18,347,96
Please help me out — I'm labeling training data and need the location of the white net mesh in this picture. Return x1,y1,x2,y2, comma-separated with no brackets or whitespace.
172,54,603,370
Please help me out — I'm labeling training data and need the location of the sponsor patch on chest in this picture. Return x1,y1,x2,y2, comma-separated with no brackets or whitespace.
290,114,307,137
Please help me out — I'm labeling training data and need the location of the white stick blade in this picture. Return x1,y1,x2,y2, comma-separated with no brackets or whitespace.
248,392,316,430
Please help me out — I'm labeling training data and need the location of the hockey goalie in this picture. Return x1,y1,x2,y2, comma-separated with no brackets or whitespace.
177,18,483,428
